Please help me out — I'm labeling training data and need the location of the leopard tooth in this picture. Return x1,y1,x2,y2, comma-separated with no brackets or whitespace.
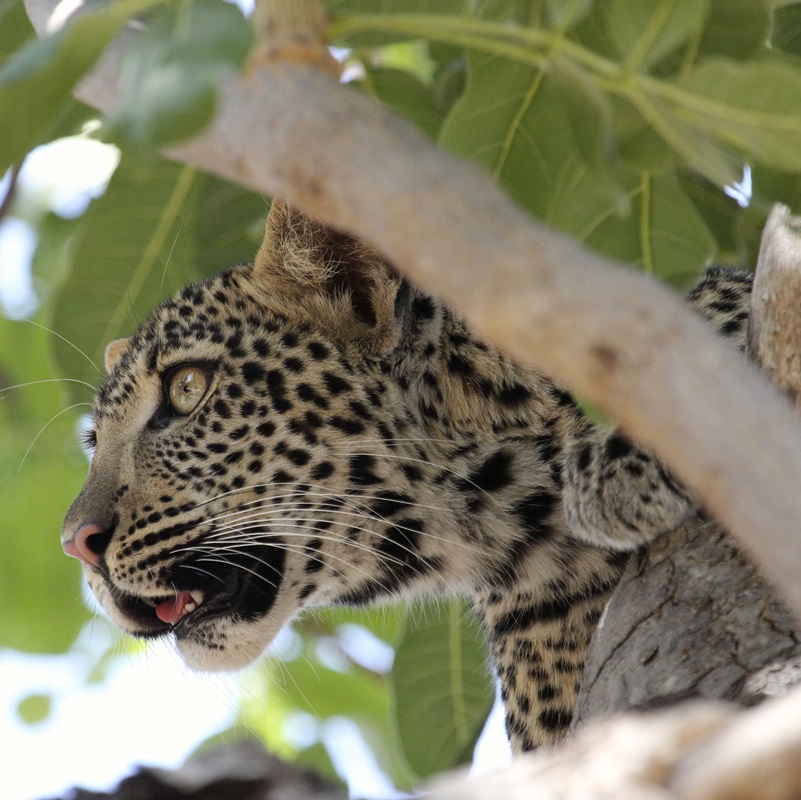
189,590,205,607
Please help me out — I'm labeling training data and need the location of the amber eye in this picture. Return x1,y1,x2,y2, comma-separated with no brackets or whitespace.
166,366,209,415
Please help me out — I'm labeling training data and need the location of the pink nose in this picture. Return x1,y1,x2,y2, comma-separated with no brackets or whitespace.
63,523,107,569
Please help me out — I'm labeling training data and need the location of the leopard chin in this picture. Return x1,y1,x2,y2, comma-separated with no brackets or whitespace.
85,565,294,672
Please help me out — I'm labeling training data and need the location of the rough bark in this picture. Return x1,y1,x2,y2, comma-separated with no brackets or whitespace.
23,0,801,619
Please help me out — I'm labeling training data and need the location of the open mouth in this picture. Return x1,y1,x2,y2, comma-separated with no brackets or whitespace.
107,587,209,633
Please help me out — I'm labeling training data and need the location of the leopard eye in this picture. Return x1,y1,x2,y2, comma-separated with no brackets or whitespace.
166,366,209,415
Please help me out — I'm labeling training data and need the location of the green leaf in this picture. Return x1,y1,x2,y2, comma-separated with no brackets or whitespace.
103,0,253,148
544,0,592,29
678,170,748,264
391,599,492,778
0,0,162,174
549,58,623,207
697,0,769,59
770,3,801,57
671,57,801,173
0,316,90,653
604,0,709,69
440,51,714,274
363,67,445,137
191,174,267,279
0,0,34,64
302,603,408,646
243,640,415,789
327,0,472,46
49,154,201,397
16,693,53,725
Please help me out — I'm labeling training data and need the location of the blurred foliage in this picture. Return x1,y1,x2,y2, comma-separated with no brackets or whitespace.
3,0,801,791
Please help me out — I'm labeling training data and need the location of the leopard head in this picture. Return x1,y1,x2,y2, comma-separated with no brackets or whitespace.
61,202,448,671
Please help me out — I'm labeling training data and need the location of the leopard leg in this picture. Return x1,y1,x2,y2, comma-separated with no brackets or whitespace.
563,267,753,550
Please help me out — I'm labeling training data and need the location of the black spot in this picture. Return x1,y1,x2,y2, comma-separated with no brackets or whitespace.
606,434,632,460
311,461,334,481
349,400,372,420
284,357,304,373
287,448,311,467
329,416,366,435
514,491,558,536
267,370,292,412
256,421,276,438
296,383,329,409
401,463,423,482
213,398,231,419
493,579,618,637
537,683,559,702
576,444,592,471
720,318,743,336
538,708,572,733
323,372,351,395
498,383,531,406
307,341,329,360
412,295,435,320
448,353,474,375
349,454,382,486
370,491,413,519
298,582,316,600
465,449,514,493
240,361,265,385
304,539,325,573
252,338,270,358
230,424,250,441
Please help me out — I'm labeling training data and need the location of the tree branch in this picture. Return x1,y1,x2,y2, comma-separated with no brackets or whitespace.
23,1,801,620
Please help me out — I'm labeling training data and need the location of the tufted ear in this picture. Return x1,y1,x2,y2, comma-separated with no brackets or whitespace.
252,201,401,353
104,338,131,373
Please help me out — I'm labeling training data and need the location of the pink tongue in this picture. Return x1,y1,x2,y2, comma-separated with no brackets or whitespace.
155,593,190,624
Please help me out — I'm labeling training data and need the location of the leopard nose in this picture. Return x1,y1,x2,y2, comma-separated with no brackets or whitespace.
63,523,112,569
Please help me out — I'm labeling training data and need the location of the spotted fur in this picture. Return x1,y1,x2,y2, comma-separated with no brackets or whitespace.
62,203,753,751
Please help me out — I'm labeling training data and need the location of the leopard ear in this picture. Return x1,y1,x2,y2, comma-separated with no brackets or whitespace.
252,201,400,351
104,338,131,373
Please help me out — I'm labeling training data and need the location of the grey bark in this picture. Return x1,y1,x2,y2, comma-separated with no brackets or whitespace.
575,519,801,726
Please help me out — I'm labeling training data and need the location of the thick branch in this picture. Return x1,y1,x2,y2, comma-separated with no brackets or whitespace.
23,1,801,617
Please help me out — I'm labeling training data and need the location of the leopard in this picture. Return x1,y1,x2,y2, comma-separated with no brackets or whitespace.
61,201,753,752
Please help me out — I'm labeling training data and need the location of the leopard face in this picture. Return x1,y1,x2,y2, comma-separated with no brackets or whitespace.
66,269,440,669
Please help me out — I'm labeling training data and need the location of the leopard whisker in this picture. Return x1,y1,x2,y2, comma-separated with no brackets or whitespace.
196,521,420,576
19,401,92,471
22,318,103,377
184,538,381,585
201,502,477,557
0,377,97,396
